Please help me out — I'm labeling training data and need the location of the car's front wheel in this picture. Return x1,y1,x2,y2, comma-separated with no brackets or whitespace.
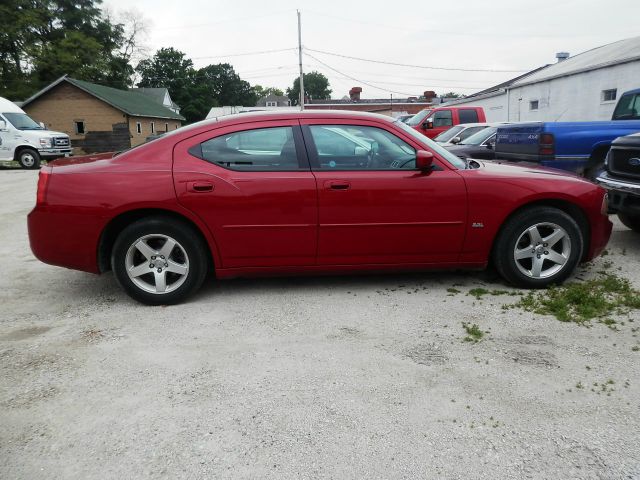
493,206,583,288
618,212,640,233
111,217,209,304
17,148,41,169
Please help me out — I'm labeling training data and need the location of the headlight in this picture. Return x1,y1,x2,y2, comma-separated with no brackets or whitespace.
39,138,52,147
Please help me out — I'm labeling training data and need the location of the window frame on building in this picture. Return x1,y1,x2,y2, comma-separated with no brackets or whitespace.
150,122,155,134
529,100,539,111
136,122,142,134
74,120,85,135
601,89,617,103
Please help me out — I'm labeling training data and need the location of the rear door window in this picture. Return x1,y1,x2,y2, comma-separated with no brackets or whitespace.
458,109,479,124
194,126,304,171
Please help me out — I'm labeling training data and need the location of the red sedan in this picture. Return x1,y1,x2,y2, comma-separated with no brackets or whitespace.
28,111,612,304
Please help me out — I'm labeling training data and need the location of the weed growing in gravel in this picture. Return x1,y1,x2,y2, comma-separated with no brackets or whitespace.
468,288,521,299
462,323,484,342
447,287,461,294
510,273,640,324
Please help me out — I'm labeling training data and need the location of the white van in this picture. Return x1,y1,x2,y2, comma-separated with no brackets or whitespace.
0,97,72,169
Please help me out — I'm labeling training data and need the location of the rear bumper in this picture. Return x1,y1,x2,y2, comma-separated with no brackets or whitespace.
28,205,102,274
596,172,640,215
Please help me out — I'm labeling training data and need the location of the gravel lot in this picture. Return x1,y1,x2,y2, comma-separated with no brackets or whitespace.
1,168,639,479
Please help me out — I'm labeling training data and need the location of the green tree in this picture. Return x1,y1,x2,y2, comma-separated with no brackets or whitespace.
0,0,140,99
253,85,284,99
286,71,331,105
440,91,462,99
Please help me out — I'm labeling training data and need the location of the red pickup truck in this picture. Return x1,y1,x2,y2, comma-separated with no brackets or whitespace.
406,106,486,139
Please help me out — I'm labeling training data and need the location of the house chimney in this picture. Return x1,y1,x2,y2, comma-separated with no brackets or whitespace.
423,90,436,101
556,52,570,62
349,87,362,101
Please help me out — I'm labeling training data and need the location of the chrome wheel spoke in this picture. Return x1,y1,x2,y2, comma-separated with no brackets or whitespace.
166,260,187,275
544,229,565,247
159,238,176,258
515,248,535,260
531,256,544,277
135,240,157,260
154,271,167,293
526,226,543,245
546,250,566,265
129,262,150,278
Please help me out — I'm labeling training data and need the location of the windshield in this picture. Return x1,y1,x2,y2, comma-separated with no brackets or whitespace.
3,112,44,130
433,125,465,143
394,120,466,169
460,127,498,145
405,109,432,126
612,93,640,120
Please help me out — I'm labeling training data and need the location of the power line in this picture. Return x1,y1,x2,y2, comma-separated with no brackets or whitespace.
191,47,297,60
306,47,528,73
304,52,420,97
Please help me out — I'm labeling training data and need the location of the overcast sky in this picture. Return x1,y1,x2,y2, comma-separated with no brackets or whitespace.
103,0,639,99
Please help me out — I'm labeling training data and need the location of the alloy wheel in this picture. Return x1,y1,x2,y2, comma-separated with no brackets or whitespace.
513,222,571,279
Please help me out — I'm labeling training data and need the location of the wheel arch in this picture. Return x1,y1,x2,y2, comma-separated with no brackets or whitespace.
491,198,591,262
13,144,39,158
98,208,218,274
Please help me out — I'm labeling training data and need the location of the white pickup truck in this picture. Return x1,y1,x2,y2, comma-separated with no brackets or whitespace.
0,97,72,169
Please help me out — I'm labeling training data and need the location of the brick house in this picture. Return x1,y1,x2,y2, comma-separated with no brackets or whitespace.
21,76,185,154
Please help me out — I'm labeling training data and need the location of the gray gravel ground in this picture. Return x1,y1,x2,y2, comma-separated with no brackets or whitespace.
1,169,639,479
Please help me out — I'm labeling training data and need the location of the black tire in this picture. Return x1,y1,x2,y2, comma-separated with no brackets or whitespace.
618,213,640,233
17,148,41,169
111,216,209,305
493,206,584,288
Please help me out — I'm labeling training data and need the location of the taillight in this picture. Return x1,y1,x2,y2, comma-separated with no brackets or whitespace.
36,168,51,206
539,133,555,156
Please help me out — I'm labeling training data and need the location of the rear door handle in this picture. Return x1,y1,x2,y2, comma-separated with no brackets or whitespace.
324,180,351,191
187,181,214,193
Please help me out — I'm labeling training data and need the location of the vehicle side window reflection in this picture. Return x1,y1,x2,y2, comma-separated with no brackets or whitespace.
309,125,416,170
432,110,453,127
197,126,301,171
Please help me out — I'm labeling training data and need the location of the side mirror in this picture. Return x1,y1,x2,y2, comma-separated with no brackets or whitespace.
39,121,46,129
416,150,434,170
450,136,461,145
422,119,434,129
0,120,6,131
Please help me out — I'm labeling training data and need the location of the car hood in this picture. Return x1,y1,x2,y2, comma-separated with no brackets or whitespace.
468,159,586,182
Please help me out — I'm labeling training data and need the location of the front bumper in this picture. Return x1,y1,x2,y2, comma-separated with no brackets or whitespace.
596,171,640,215
39,148,72,159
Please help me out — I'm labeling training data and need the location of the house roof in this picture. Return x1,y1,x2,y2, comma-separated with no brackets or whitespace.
130,87,169,104
511,36,640,87
22,76,185,121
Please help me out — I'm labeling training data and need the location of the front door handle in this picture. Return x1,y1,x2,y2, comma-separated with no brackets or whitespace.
187,181,214,193
325,180,351,191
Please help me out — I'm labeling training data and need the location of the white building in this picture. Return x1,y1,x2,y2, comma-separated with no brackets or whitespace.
442,36,640,122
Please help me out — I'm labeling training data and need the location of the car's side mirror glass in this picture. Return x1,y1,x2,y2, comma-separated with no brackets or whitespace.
416,150,434,170
422,119,434,129
39,121,46,129
451,136,461,144
0,120,6,131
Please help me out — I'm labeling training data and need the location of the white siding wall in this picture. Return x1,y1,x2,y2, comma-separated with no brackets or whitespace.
443,60,640,123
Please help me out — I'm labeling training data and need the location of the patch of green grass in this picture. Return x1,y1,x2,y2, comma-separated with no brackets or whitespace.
468,288,520,299
462,323,484,343
632,346,639,352
447,287,461,294
511,273,640,324
468,287,490,299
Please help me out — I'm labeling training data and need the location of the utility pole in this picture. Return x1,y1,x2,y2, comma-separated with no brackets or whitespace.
297,10,304,111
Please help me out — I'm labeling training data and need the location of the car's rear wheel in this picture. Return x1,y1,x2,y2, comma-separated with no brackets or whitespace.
493,206,583,288
618,212,640,233
111,217,208,305
17,148,41,169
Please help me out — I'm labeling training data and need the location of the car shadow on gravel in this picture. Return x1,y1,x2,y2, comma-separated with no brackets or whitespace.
192,268,506,300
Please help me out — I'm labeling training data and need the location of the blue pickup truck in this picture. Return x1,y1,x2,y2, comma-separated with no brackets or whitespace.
494,88,640,177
